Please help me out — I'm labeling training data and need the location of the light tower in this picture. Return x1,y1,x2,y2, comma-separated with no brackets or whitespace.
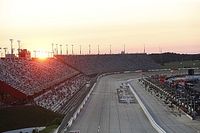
124,44,126,54
33,50,37,58
9,39,13,55
110,44,112,54
66,44,68,55
60,44,62,55
51,43,54,57
56,44,58,55
143,43,146,53
89,44,91,55
0,47,1,58
72,44,74,55
17,40,21,57
79,45,81,55
4,47,7,56
98,45,100,55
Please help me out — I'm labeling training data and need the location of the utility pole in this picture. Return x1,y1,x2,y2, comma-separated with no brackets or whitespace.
144,43,146,53
9,39,13,55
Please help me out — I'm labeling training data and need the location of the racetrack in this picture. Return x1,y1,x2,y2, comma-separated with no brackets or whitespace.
69,74,156,133
68,71,200,133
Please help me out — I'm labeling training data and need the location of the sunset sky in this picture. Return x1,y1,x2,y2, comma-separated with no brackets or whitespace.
0,0,200,56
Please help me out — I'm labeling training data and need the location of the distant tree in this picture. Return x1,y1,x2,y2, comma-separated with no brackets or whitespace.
149,52,200,64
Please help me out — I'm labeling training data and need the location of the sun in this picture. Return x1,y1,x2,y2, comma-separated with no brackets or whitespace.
37,51,48,60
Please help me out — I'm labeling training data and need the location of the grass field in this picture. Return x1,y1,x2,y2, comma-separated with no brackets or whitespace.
161,60,200,69
0,105,64,132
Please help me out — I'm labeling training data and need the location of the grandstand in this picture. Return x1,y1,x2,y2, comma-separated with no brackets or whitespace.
0,58,80,104
56,53,160,75
0,54,160,112
34,74,90,113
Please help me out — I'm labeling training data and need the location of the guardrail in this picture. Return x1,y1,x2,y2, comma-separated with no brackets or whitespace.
127,83,166,133
57,82,97,133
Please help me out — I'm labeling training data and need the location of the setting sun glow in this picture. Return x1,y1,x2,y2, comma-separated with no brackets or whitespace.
0,0,200,54
37,51,48,60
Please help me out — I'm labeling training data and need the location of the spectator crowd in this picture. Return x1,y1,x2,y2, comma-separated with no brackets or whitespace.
34,74,90,112
0,58,78,96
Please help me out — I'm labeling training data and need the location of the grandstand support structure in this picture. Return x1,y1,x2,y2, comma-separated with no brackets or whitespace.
0,80,27,103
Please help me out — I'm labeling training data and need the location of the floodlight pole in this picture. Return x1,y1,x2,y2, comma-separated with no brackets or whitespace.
9,39,13,55
80,45,81,55
52,43,54,57
33,50,36,58
0,47,1,58
60,44,62,55
72,44,74,55
66,44,68,55
17,40,21,57
89,44,91,55
3,47,7,57
124,44,126,54
110,44,111,54
56,44,58,55
98,45,100,55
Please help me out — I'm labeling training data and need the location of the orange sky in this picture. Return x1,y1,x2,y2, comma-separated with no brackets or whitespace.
0,0,200,56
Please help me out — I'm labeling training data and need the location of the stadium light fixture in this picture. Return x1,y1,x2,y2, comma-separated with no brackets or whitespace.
79,45,81,55
124,44,126,54
52,43,54,57
110,44,112,54
3,47,7,56
60,44,62,55
9,39,13,55
33,50,37,58
98,45,100,55
66,44,68,55
72,44,74,55
0,47,1,58
17,40,21,57
56,44,58,55
89,44,91,55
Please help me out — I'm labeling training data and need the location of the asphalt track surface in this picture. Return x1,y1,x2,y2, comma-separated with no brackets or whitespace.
69,71,199,133
129,79,196,133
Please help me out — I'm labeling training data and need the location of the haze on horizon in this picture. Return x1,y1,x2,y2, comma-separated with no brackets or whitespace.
0,0,200,55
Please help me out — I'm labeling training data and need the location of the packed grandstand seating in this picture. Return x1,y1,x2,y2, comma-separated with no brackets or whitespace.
34,74,90,112
0,54,160,112
57,54,160,75
0,58,79,96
